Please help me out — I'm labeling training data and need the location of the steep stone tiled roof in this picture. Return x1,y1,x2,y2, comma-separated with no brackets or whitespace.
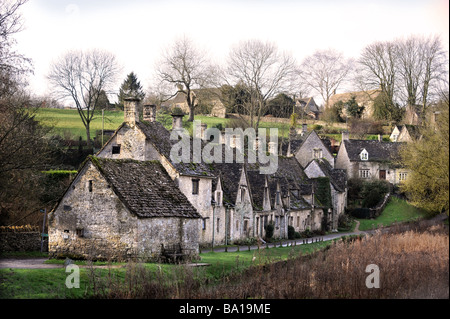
137,121,215,178
246,157,311,211
327,89,381,107
311,159,347,192
90,157,201,219
343,139,403,163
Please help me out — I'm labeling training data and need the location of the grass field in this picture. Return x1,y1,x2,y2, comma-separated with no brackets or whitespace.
0,241,329,299
356,197,427,231
34,108,124,140
34,108,390,142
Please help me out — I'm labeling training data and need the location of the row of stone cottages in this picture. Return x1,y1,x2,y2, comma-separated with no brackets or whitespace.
48,98,405,261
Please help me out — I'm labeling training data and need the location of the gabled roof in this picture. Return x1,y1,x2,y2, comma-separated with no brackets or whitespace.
306,159,347,192
89,157,200,219
287,130,334,157
401,124,422,140
327,89,381,107
97,120,216,178
342,139,403,163
245,157,311,211
296,97,320,113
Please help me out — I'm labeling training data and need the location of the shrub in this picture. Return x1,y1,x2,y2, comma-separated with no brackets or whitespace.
350,207,372,219
288,225,295,239
264,223,274,240
362,189,384,208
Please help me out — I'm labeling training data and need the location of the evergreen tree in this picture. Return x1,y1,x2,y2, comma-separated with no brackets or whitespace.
117,72,145,109
345,96,364,118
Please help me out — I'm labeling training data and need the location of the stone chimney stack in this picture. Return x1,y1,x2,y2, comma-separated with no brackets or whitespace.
143,104,157,122
124,97,140,125
301,123,308,136
171,113,184,131
342,131,349,141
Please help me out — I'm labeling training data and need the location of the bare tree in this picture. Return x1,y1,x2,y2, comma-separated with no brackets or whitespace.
155,35,214,122
48,49,120,148
416,36,448,114
356,41,398,108
300,49,352,108
226,39,297,129
357,35,448,122
0,0,32,97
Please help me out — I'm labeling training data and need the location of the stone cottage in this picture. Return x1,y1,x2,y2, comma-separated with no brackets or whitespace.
396,125,422,143
327,89,382,119
335,132,408,184
48,157,200,261
288,129,336,168
295,97,321,119
54,97,347,254
304,159,347,231
164,88,226,118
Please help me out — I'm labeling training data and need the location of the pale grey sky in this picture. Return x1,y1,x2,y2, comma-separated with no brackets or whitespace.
15,0,449,104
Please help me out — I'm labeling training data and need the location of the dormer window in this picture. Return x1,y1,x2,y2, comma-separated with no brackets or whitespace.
313,148,322,159
360,149,368,161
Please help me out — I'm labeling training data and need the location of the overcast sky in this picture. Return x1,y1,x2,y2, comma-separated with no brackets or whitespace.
15,0,449,104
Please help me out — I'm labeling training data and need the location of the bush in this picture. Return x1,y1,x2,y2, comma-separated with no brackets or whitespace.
350,207,372,219
338,213,353,231
349,118,384,138
287,225,295,239
362,190,384,208
300,228,313,238
264,223,274,240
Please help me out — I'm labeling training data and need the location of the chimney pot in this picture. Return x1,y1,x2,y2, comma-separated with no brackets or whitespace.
342,131,349,141
143,104,157,122
171,113,184,130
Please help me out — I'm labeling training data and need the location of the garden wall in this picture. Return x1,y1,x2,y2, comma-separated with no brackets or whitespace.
0,231,44,252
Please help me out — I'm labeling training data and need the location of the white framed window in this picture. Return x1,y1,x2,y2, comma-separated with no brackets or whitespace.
399,172,408,181
360,149,369,161
359,169,370,179
313,148,322,159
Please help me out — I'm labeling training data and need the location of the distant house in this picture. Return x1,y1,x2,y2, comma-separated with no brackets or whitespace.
165,88,226,118
48,157,201,261
304,159,347,231
295,97,321,119
327,89,382,119
404,104,423,126
287,129,335,168
335,132,408,184
389,125,402,142
396,125,422,143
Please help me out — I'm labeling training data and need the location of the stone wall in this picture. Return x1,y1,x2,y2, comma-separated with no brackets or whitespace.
48,162,139,260
0,232,42,252
48,162,199,262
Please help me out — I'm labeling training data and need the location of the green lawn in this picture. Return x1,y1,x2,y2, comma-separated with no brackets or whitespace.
34,108,124,140
356,197,427,231
33,108,339,140
0,241,328,299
